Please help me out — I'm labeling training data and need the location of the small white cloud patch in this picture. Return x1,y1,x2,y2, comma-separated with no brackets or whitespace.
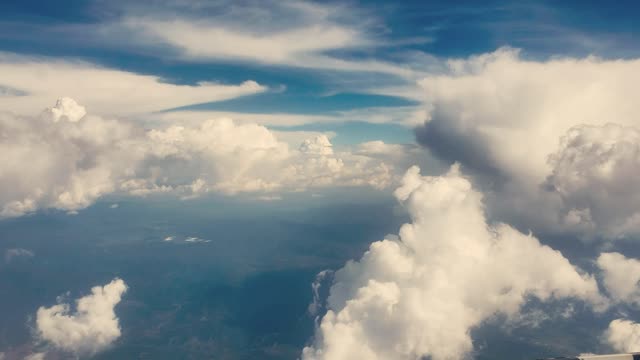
4,248,34,263
597,252,640,305
184,237,211,243
36,278,127,355
43,97,86,123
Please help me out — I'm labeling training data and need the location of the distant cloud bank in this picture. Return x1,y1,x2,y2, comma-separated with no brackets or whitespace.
0,98,404,218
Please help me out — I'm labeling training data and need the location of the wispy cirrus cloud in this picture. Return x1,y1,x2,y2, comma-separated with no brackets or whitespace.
89,0,428,80
0,52,266,117
0,0,437,129
0,0,430,79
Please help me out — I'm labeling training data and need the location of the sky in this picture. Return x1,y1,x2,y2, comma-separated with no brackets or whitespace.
1,1,640,359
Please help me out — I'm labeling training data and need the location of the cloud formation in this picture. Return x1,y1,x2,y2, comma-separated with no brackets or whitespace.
0,98,141,217
36,278,127,355
104,0,418,78
23,353,45,360
545,124,640,238
597,252,640,305
0,53,265,117
0,98,398,217
605,319,640,353
598,252,640,353
303,165,603,360
415,48,640,239
4,248,34,263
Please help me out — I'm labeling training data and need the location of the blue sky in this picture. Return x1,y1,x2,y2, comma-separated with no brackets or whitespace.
2,1,640,360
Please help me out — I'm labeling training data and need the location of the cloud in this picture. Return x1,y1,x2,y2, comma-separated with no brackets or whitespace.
545,124,640,238
356,141,407,157
141,119,393,195
23,353,45,360
184,236,211,244
256,195,282,202
36,278,127,355
597,252,640,305
414,48,640,239
100,1,418,78
0,98,398,218
605,319,640,353
0,98,142,217
308,270,334,317
0,2,433,121
123,17,362,63
303,165,604,360
0,52,265,117
44,97,87,123
154,110,338,127
4,248,34,263
299,135,334,156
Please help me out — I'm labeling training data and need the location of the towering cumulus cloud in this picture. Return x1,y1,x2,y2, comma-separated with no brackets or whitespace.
0,98,396,217
36,278,127,355
415,48,640,239
303,165,603,360
0,98,141,217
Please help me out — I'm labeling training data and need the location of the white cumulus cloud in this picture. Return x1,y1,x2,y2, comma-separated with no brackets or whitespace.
36,278,127,355
597,252,640,305
0,98,142,217
0,98,398,218
23,352,45,360
415,48,640,239
300,135,334,156
605,319,640,353
303,165,604,360
545,124,640,238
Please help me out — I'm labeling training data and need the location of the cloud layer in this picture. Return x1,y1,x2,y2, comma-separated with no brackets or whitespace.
303,165,603,360
36,278,127,355
0,98,399,217
101,0,419,78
